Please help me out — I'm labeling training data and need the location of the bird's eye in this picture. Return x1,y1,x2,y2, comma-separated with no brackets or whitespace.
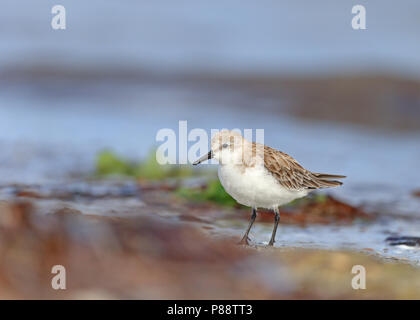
222,143,229,149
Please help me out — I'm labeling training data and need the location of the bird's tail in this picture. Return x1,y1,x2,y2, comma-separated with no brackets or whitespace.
312,173,347,179
312,173,346,188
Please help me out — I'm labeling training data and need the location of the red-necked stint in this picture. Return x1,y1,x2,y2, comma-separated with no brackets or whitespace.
193,130,346,246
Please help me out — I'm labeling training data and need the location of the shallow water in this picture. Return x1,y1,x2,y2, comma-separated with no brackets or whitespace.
2,78,420,261
2,178,420,266
1,0,420,266
2,0,420,76
213,217,420,265
1,79,420,213
3,2,420,299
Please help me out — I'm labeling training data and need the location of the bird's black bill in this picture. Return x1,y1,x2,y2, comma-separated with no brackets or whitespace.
193,151,213,165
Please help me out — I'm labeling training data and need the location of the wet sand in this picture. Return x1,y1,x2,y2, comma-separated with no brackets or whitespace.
1,179,420,299
1,0,420,300
1,69,420,298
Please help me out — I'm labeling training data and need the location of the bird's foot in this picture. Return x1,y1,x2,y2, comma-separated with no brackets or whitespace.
237,236,251,246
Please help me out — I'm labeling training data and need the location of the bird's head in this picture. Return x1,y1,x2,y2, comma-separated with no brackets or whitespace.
193,130,249,166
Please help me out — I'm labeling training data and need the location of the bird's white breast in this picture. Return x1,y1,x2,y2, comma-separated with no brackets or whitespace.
218,163,308,209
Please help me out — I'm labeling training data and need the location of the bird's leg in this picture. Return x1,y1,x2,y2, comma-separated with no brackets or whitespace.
268,208,280,246
238,208,257,245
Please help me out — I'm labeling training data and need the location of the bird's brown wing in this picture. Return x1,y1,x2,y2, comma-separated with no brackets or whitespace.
261,145,344,190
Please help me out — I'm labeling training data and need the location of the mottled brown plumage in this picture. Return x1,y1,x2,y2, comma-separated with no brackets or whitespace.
193,130,346,246
255,143,346,191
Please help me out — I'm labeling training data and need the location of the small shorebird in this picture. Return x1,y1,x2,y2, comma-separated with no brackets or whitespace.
193,130,346,246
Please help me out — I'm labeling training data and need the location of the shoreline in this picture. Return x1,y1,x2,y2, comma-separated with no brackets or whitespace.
1,194,420,299
2,66,420,132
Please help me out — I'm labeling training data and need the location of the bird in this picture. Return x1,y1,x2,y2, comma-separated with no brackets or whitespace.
193,130,346,246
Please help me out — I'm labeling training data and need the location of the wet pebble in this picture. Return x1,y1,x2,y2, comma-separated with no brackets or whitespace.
386,236,420,247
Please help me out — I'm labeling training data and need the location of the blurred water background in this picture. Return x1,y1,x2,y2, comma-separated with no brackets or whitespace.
1,0,420,217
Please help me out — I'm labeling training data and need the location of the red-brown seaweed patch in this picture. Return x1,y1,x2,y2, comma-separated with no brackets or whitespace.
0,200,288,299
257,195,371,226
